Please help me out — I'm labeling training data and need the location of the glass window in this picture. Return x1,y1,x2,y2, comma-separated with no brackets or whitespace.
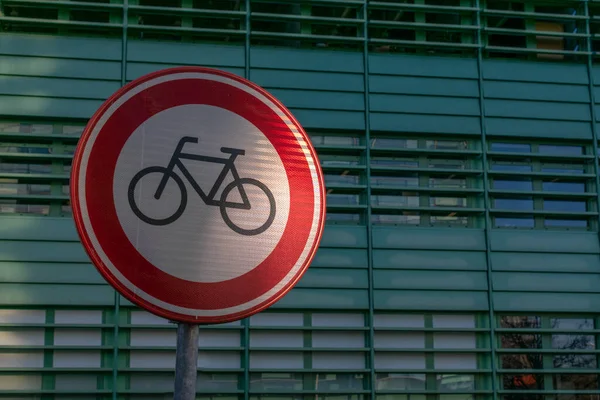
542,165,585,174
324,173,360,185
495,198,533,210
491,163,532,172
553,374,598,391
493,180,533,191
371,138,418,149
327,193,360,206
544,200,587,212
372,213,420,225
311,134,361,146
551,318,594,329
372,194,419,207
0,143,51,154
500,316,541,329
545,219,588,228
428,159,468,170
371,157,419,168
429,177,467,189
326,213,360,223
430,197,467,207
426,140,468,150
321,156,361,167
543,181,585,193
491,143,531,153
0,162,53,174
502,354,543,370
539,144,584,156
430,215,468,226
375,373,426,390
371,175,418,187
495,217,534,228
62,126,85,136
0,123,21,133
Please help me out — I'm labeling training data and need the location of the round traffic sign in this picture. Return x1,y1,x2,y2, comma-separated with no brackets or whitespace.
71,67,326,324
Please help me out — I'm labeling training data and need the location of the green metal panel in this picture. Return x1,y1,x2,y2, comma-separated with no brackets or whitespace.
491,252,600,273
373,249,487,271
373,270,488,291
373,227,487,251
319,225,368,248
490,230,600,253
374,290,489,311
0,262,102,284
0,284,114,306
311,248,368,269
253,69,365,93
493,271,600,293
272,288,369,309
0,241,88,263
251,47,364,73
494,292,600,312
297,268,368,289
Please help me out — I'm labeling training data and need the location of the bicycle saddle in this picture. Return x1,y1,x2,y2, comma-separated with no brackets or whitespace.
220,147,245,155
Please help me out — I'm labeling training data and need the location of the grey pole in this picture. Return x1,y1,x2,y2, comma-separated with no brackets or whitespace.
174,323,200,400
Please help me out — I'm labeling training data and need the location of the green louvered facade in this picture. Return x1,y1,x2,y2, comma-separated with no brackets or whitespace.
2,1,600,399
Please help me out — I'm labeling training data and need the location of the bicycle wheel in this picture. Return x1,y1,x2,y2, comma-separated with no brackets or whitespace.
128,166,188,226
220,178,276,236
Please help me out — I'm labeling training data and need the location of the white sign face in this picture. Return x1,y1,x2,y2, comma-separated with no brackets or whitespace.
114,104,291,283
71,67,326,324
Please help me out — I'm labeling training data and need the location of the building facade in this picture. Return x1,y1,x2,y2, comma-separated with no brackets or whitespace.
1,0,600,399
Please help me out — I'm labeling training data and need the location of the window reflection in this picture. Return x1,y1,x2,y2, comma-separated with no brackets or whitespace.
429,177,467,189
249,373,365,392
326,212,360,223
545,219,588,228
372,213,420,225
371,157,419,168
0,143,52,154
544,200,586,212
371,138,418,149
324,173,360,185
327,192,360,206
428,159,469,170
371,194,419,207
493,180,532,191
491,163,532,172
539,144,584,156
430,196,467,208
431,215,468,226
495,199,534,210
542,165,585,174
436,375,474,391
371,175,419,188
375,373,425,390
495,217,534,228
491,143,531,153
543,181,585,193
0,202,50,215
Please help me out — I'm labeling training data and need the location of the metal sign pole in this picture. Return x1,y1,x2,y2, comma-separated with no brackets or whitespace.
174,323,200,399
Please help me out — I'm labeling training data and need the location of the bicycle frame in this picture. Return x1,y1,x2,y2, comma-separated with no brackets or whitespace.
155,137,251,210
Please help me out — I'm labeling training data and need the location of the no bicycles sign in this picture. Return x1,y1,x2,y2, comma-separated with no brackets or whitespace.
71,67,326,324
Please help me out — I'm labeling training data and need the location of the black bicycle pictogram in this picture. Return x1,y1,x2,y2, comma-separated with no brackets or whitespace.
128,136,276,236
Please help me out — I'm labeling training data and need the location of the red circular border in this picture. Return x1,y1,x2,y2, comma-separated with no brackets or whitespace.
71,67,326,324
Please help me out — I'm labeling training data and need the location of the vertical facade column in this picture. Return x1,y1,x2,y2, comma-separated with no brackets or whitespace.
474,1,498,399
583,2,600,232
360,1,376,399
582,1,600,380
243,2,251,398
113,2,128,398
